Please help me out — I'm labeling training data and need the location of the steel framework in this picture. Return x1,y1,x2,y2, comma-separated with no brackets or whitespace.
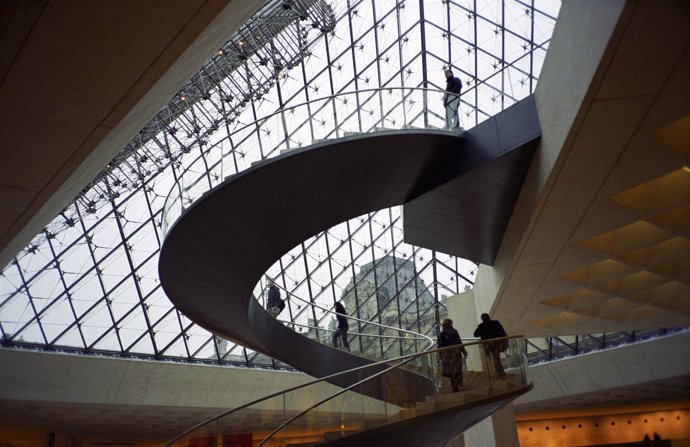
1,0,560,368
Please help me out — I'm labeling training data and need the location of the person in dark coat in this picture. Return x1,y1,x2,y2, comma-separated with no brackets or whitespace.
443,68,462,130
266,279,283,318
438,319,468,392
473,313,507,378
332,302,350,351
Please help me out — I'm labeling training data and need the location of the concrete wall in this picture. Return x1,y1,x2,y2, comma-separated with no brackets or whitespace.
0,347,395,442
471,0,630,327
447,290,479,340
2,332,687,445
0,348,308,409
517,331,690,408
461,404,519,447
446,291,484,372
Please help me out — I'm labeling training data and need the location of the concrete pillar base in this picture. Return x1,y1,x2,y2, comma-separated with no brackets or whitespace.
459,404,519,447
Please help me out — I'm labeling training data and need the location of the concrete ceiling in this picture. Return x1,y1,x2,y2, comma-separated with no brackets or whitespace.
485,0,690,336
0,0,261,269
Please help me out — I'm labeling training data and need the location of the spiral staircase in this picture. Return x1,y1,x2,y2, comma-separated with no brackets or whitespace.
159,89,541,446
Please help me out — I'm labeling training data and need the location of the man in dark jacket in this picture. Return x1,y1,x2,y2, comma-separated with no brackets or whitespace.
266,279,283,318
438,319,468,392
473,313,507,378
332,302,350,351
443,69,462,130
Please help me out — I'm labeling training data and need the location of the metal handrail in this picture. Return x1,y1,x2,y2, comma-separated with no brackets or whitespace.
260,335,521,445
221,86,456,138
259,343,427,445
275,284,436,352
161,87,460,235
166,335,525,446
282,320,430,341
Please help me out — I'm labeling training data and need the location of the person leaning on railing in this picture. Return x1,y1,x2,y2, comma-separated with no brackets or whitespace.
473,313,507,379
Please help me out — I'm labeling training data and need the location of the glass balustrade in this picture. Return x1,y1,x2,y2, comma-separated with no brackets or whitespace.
167,336,528,447
282,321,430,360
161,87,460,235
268,285,435,361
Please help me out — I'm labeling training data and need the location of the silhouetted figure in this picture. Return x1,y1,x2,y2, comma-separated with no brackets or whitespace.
266,279,284,318
438,319,468,392
654,433,661,443
443,68,462,130
333,302,350,351
643,434,652,445
473,313,507,379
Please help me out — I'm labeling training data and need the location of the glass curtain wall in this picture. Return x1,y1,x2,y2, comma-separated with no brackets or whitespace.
0,0,560,367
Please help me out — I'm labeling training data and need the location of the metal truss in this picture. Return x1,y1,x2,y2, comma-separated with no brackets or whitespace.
73,0,337,235
1,0,559,368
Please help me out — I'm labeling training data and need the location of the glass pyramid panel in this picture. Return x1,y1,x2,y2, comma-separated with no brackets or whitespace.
0,0,559,368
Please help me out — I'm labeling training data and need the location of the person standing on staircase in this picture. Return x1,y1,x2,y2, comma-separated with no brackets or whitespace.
443,68,462,130
473,313,507,379
332,302,350,351
266,278,284,318
438,319,468,392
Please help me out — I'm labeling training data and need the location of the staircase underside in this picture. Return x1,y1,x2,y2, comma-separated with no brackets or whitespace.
159,96,540,439
160,130,468,377
317,385,532,447
403,95,541,265
159,96,540,374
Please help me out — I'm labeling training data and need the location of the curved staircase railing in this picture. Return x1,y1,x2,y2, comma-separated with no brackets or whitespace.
158,88,469,378
156,87,539,446
161,87,460,235
270,284,435,360
167,336,528,447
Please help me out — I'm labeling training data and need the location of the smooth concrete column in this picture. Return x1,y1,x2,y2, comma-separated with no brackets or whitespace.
470,0,630,334
447,290,483,371
462,404,520,447
447,290,479,340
